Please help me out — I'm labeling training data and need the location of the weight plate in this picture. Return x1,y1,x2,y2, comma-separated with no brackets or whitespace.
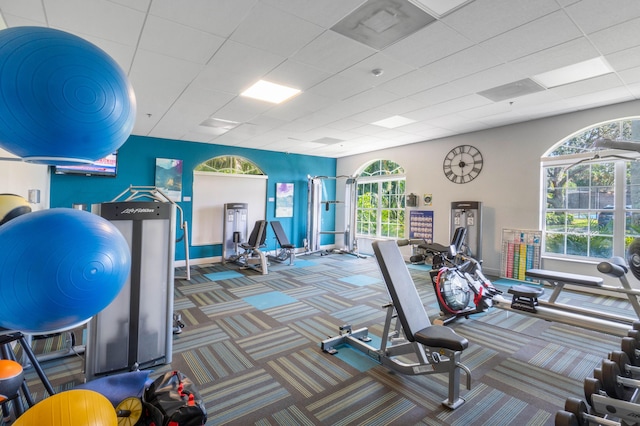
554,410,579,426
609,350,631,377
626,238,640,281
116,397,142,426
583,377,601,407
601,359,625,400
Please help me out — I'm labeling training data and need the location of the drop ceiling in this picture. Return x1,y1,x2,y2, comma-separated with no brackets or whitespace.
1,0,640,158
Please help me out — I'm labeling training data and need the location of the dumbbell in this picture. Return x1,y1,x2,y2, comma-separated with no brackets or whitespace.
621,336,640,367
599,358,640,401
608,350,640,379
555,397,620,426
583,376,603,408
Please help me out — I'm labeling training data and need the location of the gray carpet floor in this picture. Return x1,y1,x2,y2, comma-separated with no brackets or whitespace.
7,251,632,425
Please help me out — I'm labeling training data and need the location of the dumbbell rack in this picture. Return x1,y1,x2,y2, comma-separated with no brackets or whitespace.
555,321,640,425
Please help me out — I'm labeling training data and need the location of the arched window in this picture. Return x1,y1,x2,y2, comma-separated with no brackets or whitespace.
356,160,406,239
542,118,640,259
195,156,264,175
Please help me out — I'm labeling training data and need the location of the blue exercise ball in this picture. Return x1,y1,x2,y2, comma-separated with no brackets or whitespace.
0,26,136,165
0,208,131,333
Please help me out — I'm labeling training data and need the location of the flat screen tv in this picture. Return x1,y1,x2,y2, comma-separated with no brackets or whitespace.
54,152,118,177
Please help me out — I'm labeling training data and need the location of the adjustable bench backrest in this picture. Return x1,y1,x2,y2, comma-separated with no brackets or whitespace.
271,220,293,247
372,240,431,342
246,220,267,249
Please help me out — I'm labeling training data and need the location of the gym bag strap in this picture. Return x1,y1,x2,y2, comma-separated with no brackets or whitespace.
138,370,207,426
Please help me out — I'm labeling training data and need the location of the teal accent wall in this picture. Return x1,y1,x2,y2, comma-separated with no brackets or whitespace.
50,135,337,261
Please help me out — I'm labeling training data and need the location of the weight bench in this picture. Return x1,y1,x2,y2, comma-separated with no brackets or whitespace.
234,220,269,275
494,256,640,336
267,221,295,265
321,240,471,409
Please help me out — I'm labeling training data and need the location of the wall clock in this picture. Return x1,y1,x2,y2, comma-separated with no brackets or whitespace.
442,145,483,184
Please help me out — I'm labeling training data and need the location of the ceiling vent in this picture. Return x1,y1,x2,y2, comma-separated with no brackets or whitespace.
313,137,345,145
477,78,545,102
331,0,436,50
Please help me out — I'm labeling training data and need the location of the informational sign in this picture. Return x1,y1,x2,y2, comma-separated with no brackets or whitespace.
409,210,433,242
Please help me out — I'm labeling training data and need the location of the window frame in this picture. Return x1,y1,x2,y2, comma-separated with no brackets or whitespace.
541,118,640,261
355,160,406,239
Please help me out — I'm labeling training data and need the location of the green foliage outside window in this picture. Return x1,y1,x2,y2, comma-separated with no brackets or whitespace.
543,118,640,259
356,160,405,239
195,156,264,175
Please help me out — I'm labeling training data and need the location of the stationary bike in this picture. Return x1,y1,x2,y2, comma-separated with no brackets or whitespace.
409,228,502,325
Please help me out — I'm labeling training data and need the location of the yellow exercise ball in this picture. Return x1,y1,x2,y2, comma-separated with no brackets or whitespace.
0,359,23,401
14,389,117,426
0,193,31,226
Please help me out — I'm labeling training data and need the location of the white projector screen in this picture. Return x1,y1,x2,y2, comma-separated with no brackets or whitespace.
191,171,267,245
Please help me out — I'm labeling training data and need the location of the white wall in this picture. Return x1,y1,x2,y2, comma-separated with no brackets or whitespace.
337,100,640,279
1,148,50,210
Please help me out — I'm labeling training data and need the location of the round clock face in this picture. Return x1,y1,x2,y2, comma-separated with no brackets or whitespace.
443,145,483,184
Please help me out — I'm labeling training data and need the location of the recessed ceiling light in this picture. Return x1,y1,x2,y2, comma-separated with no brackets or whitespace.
533,57,614,89
199,117,240,130
408,0,475,17
240,80,301,104
372,115,416,129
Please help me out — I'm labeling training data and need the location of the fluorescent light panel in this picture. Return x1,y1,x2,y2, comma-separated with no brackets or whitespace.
241,80,300,104
408,0,474,17
372,115,416,129
533,57,613,88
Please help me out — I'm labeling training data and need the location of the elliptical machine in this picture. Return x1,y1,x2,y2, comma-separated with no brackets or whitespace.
409,227,502,325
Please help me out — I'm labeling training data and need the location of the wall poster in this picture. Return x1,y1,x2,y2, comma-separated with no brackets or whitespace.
409,210,433,243
155,158,183,202
275,182,294,217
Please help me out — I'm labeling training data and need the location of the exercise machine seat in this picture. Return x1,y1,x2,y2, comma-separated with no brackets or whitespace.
414,325,468,351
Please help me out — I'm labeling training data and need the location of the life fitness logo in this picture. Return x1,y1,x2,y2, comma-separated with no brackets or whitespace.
120,208,156,214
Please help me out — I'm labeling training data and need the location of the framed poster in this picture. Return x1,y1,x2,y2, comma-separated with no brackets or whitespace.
409,210,433,243
155,158,183,202
275,182,294,217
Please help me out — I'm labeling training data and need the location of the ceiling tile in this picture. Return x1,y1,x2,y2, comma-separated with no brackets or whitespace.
262,0,365,28
565,0,640,34
420,45,503,82
443,0,559,42
263,60,332,90
508,37,600,76
589,17,640,55
149,0,257,38
480,10,583,62
383,21,473,68
291,30,376,74
139,15,225,64
230,2,324,57
192,40,285,93
43,0,145,45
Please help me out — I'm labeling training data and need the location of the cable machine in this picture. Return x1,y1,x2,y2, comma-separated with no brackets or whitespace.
450,201,482,259
306,175,359,256
85,186,187,380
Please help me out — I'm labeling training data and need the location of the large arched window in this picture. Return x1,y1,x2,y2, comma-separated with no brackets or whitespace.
542,118,640,259
356,160,406,239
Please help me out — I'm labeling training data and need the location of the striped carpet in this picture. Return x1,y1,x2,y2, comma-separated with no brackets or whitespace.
9,252,630,425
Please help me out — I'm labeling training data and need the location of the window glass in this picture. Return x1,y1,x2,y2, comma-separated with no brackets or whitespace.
195,156,264,175
356,160,405,239
542,118,640,260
